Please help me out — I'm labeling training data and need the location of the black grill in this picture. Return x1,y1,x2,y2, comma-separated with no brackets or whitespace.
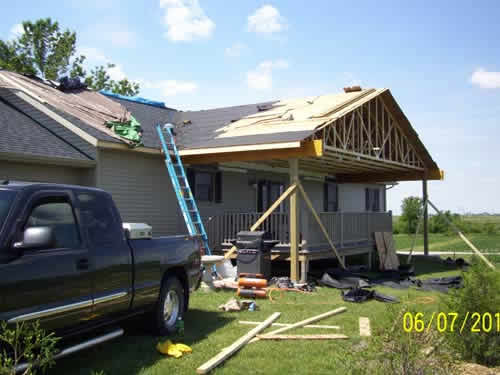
234,231,279,279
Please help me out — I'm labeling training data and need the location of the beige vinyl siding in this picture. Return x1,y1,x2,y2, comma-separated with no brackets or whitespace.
0,160,86,185
97,149,182,236
338,183,385,212
196,170,255,217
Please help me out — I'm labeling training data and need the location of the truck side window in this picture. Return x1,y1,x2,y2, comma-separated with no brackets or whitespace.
77,193,122,248
25,199,81,249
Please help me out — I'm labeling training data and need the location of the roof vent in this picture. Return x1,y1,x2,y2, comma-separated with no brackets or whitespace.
257,103,273,111
343,85,362,93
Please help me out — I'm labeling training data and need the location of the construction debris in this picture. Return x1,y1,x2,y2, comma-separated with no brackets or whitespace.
239,321,340,330
249,307,347,344
196,312,281,374
359,317,371,337
218,298,257,312
256,334,348,340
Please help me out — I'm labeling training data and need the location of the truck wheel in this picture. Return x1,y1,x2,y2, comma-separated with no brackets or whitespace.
155,276,185,335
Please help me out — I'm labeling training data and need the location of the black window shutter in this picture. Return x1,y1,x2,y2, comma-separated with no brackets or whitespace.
365,188,370,211
334,183,339,211
374,188,380,212
257,181,264,212
215,172,222,203
323,182,329,212
187,169,196,196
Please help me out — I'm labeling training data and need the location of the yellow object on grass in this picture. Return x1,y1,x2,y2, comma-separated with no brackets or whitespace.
156,340,192,358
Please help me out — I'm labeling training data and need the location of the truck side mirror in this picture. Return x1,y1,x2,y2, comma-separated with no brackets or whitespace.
14,227,56,250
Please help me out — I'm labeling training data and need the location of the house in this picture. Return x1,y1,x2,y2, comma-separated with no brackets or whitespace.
0,70,443,280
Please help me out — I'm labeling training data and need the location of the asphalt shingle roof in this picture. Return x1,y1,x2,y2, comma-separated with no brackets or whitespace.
0,96,93,161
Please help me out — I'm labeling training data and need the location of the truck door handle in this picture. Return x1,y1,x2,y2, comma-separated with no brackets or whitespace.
76,258,89,270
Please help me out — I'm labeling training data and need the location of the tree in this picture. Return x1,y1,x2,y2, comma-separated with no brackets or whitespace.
0,18,139,96
400,196,423,234
81,64,139,96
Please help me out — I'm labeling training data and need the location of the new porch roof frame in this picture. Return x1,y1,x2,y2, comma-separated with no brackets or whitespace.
179,89,444,183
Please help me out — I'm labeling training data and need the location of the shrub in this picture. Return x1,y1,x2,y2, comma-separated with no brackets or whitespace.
0,321,59,375
340,304,454,375
441,261,500,366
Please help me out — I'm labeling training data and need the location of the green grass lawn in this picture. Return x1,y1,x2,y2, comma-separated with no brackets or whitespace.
394,233,500,253
50,257,478,375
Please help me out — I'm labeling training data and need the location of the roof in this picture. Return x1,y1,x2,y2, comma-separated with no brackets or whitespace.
106,96,176,148
0,70,133,145
0,96,93,162
173,89,379,151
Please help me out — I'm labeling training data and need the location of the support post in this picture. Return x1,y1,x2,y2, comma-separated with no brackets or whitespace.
423,180,429,256
289,158,300,282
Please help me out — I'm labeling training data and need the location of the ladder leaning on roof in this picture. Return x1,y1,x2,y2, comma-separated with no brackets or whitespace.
156,123,213,258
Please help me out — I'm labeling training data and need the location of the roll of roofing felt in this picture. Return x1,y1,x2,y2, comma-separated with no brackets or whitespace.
238,278,268,289
237,288,267,299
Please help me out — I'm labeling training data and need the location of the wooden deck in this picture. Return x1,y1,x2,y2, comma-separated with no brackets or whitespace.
206,211,392,281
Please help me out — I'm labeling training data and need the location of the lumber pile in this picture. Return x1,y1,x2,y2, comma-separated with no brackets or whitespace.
196,307,348,374
375,232,400,271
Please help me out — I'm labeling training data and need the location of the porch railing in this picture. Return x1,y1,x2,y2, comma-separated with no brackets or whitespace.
204,212,289,251
205,211,392,252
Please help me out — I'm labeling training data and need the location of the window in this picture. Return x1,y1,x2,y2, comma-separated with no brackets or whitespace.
77,192,123,248
258,180,285,212
365,188,380,212
187,170,222,203
323,181,338,212
25,198,80,249
0,190,16,233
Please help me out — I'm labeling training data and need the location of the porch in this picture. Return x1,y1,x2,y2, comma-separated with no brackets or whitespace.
205,210,392,276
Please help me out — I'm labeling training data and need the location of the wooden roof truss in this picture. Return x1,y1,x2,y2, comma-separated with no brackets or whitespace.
305,95,426,175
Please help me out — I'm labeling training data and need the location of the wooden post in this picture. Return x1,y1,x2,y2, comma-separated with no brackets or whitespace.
423,180,429,256
289,158,300,282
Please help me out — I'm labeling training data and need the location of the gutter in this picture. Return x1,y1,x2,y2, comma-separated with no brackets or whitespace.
0,152,96,168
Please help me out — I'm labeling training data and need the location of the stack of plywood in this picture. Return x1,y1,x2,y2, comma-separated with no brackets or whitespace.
375,232,400,271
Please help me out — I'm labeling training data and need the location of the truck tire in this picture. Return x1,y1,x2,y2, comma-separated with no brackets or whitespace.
155,276,185,335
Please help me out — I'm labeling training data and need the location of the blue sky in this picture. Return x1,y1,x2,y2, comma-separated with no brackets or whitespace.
3,0,500,214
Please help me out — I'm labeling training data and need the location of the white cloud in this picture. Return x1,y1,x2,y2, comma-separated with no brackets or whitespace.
247,5,287,34
76,46,126,81
246,59,289,90
160,0,215,42
140,79,198,96
107,65,127,81
225,42,247,57
9,23,24,40
470,68,500,89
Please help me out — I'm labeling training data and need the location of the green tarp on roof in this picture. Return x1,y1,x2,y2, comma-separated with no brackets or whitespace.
105,115,143,146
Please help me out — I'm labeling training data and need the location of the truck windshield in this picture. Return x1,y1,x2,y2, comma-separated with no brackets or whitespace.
0,190,16,232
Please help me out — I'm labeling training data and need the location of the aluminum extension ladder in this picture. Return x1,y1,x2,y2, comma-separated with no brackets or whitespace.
156,124,213,258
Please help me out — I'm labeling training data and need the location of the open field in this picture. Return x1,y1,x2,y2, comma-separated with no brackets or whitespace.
394,233,500,253
49,257,499,375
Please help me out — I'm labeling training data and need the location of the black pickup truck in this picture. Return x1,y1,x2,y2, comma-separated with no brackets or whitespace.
0,182,202,339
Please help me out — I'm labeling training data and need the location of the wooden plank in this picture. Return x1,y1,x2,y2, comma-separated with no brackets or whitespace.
249,307,347,344
374,232,386,271
196,312,281,374
383,232,400,270
427,200,495,270
359,317,371,337
224,184,297,259
256,334,348,340
239,321,340,330
182,140,323,164
298,182,346,269
289,158,300,282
